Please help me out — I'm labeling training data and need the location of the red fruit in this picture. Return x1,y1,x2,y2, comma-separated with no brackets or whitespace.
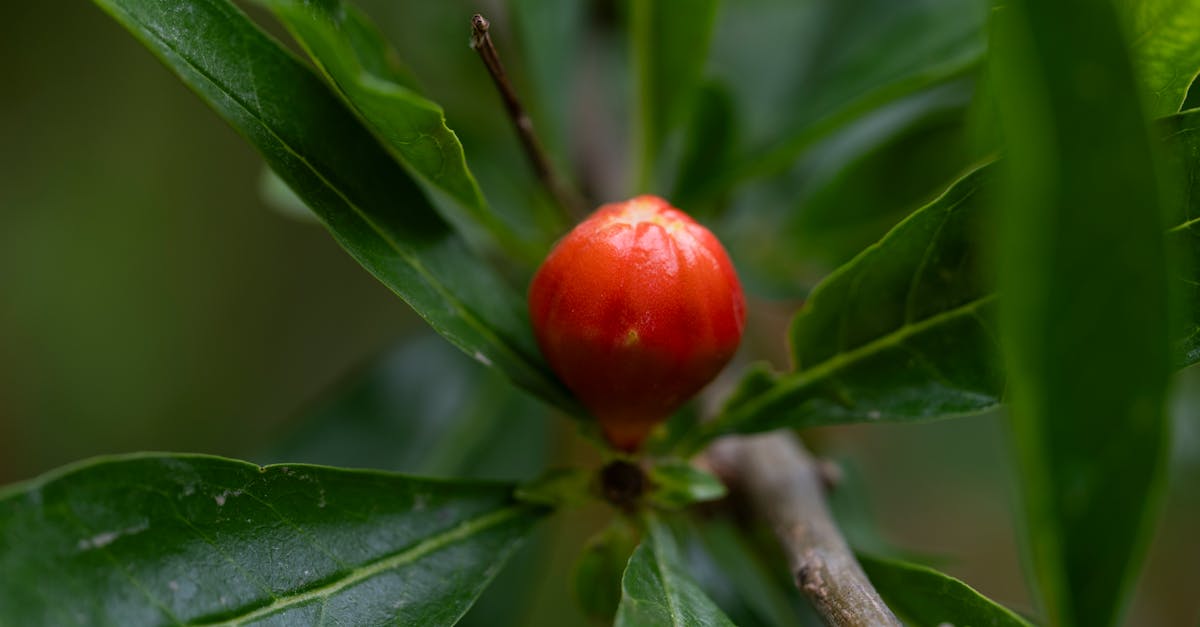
528,195,745,451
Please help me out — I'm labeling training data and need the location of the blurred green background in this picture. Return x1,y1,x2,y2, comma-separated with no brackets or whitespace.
1,1,1197,625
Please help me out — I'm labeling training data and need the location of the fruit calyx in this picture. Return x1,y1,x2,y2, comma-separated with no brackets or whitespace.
528,195,745,451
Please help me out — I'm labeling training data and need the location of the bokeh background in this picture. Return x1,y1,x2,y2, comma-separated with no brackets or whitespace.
2,1,1197,625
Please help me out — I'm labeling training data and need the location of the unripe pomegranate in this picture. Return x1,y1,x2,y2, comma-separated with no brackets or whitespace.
528,195,745,451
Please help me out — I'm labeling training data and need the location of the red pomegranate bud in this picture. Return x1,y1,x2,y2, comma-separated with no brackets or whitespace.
528,195,746,451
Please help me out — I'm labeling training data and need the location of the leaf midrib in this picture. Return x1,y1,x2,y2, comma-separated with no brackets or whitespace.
195,505,531,626
703,294,999,440
97,0,552,400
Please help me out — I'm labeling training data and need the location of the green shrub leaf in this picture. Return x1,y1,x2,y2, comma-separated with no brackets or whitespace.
616,515,735,627
1119,0,1200,117
91,0,578,414
693,166,999,447
573,518,639,622
697,0,988,197
632,0,720,190
993,0,1171,623
694,108,1200,449
0,454,544,625
509,0,586,165
859,554,1034,627
261,0,535,264
646,461,727,510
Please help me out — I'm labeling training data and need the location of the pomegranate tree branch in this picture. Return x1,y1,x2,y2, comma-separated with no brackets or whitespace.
707,432,901,627
469,13,584,219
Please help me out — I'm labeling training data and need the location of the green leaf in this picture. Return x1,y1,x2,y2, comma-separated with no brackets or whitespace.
573,518,640,622
647,461,727,510
691,166,1000,448
1119,0,1200,117
91,0,578,413
686,519,808,627
672,81,738,214
785,80,975,268
615,515,735,627
993,1,1171,624
260,0,535,264
514,468,593,509
697,0,988,198
721,78,977,297
691,105,1200,452
858,554,1034,627
1164,110,1200,365
632,0,720,191
510,0,586,165
0,454,545,625
264,332,550,481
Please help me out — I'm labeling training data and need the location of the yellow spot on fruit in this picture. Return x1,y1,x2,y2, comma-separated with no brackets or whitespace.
624,328,640,347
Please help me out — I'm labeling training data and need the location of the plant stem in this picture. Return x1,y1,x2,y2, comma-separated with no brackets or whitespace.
707,432,900,627
470,13,585,220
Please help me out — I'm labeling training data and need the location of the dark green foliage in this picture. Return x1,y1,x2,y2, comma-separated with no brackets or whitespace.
0,455,542,625
5,0,1200,624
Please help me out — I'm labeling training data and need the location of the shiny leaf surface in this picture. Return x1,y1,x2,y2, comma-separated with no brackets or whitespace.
91,0,576,413
0,454,544,625
1120,0,1200,117
859,554,1034,627
262,0,533,263
695,107,1200,448
615,516,735,627
993,1,1171,624
696,105,1200,446
694,166,999,447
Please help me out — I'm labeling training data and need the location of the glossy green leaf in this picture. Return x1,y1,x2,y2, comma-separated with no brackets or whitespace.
692,166,1000,448
697,0,988,198
257,332,558,627
691,106,1200,452
1119,0,1200,117
646,461,727,510
632,0,720,190
91,0,577,413
858,554,1034,627
261,0,534,263
993,1,1170,624
264,332,549,481
573,518,639,622
615,516,735,627
1164,110,1200,365
0,454,544,625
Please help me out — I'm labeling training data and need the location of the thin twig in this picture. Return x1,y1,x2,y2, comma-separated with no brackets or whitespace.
469,13,585,220
707,432,901,627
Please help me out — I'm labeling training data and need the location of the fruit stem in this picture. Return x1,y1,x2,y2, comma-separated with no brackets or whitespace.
469,13,585,221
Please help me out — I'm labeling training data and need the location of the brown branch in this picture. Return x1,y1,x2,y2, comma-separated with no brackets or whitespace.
469,13,585,220
707,432,901,627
